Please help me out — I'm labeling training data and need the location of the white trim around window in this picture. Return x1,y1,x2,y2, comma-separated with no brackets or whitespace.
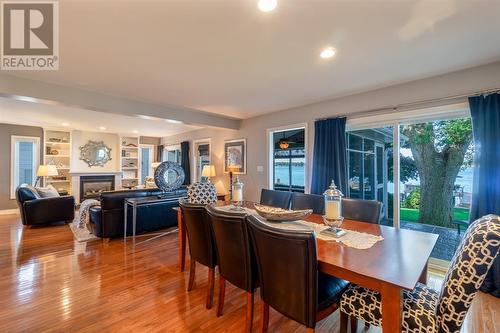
266,123,309,193
10,135,40,199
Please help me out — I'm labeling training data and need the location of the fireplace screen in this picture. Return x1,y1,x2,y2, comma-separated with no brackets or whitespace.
80,176,115,201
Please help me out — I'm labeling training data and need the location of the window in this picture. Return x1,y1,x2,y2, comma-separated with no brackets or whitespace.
11,136,40,198
194,141,210,182
346,102,472,264
164,144,181,163
139,145,154,184
270,127,306,192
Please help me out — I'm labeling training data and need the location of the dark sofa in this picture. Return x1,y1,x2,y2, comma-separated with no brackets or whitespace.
89,187,187,238
15,184,75,226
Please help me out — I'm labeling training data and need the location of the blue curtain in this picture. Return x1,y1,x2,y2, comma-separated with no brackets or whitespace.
180,141,191,185
468,93,500,222
311,117,347,194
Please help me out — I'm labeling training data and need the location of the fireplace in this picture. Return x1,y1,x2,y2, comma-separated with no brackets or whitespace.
80,175,115,201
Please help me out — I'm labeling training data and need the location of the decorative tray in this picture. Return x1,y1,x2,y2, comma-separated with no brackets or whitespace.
253,203,313,222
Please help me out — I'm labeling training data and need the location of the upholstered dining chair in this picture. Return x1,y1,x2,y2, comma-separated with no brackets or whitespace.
342,198,382,224
206,206,259,333
178,198,217,309
247,214,349,333
339,214,500,333
260,189,292,209
291,193,325,214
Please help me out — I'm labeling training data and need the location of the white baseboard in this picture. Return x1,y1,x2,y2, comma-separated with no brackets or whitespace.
0,209,20,216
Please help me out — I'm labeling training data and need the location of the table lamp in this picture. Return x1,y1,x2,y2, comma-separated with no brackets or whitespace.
202,165,216,182
35,165,58,186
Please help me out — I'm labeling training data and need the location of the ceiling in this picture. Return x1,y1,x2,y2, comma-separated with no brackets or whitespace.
0,97,200,136
10,0,500,119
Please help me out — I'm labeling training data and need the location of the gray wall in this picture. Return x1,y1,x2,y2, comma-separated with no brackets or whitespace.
0,123,44,210
162,61,500,202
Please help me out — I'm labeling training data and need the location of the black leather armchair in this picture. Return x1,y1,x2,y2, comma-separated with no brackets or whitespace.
16,184,75,226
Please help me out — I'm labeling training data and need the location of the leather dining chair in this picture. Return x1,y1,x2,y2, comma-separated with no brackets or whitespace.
291,193,325,215
178,198,217,309
206,206,258,333
247,215,349,333
342,198,382,224
260,189,292,209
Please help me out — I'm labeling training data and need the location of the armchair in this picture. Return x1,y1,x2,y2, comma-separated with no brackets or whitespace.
16,184,75,226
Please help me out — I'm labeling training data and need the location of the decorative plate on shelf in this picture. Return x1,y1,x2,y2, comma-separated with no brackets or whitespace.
154,161,185,192
253,203,313,222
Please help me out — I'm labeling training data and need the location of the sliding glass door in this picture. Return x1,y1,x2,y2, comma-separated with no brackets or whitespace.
347,108,473,263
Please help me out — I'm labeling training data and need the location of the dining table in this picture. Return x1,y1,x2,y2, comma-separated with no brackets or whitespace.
174,201,439,333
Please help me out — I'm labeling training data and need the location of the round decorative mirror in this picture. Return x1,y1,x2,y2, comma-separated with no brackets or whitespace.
79,140,112,167
154,161,185,192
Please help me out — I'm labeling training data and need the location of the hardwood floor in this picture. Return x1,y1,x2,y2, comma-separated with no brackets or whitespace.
0,213,498,332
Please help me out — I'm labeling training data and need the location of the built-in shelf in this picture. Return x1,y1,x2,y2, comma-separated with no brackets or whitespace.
44,129,72,194
120,136,140,189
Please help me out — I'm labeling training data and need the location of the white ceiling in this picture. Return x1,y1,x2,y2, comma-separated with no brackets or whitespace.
10,0,500,119
0,97,200,136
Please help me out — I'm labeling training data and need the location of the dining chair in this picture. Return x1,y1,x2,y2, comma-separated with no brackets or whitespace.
178,198,217,309
247,214,349,333
291,193,325,214
260,189,292,209
206,206,259,333
339,214,500,333
342,198,382,224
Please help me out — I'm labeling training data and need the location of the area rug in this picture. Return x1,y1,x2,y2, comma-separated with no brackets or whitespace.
68,222,99,242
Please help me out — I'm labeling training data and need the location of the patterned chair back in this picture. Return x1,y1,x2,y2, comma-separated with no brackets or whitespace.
187,182,217,204
437,214,500,333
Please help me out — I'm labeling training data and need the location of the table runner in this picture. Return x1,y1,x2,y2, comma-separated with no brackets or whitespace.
214,205,383,250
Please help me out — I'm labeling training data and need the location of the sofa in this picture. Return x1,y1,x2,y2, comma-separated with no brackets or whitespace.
89,187,187,238
15,184,75,226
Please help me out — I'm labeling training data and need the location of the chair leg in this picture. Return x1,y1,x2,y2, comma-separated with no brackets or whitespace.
217,276,226,317
245,291,254,333
340,312,348,333
350,317,358,333
187,260,196,291
261,301,269,333
306,328,315,333
206,267,215,309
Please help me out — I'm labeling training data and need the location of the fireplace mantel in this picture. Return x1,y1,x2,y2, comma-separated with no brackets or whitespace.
70,171,122,203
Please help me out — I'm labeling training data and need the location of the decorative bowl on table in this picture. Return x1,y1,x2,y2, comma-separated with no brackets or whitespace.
253,203,313,222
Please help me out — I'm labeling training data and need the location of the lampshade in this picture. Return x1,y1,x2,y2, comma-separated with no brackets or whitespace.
202,165,216,178
37,165,58,177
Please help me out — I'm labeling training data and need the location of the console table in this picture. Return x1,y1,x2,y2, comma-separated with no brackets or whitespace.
124,196,179,248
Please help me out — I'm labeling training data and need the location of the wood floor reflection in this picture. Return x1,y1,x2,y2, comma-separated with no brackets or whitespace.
0,214,497,332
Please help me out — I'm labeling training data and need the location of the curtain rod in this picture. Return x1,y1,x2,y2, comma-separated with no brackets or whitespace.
315,87,500,121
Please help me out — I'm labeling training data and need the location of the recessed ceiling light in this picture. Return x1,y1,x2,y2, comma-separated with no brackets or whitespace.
138,115,154,120
61,122,69,127
132,130,139,134
98,126,107,130
320,47,337,59
166,119,183,124
258,0,277,12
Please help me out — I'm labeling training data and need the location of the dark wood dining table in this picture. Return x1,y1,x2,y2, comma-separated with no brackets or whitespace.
174,202,438,333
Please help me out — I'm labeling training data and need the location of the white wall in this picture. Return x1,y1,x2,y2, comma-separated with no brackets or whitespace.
71,130,120,172
163,61,500,202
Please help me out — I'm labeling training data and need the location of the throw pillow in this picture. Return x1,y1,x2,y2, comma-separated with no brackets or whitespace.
36,185,60,198
187,182,217,204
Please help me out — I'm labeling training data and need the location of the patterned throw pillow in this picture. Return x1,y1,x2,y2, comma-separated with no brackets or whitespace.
36,185,60,198
187,182,217,204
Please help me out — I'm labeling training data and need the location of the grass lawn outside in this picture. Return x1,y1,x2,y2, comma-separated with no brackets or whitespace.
400,207,470,224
